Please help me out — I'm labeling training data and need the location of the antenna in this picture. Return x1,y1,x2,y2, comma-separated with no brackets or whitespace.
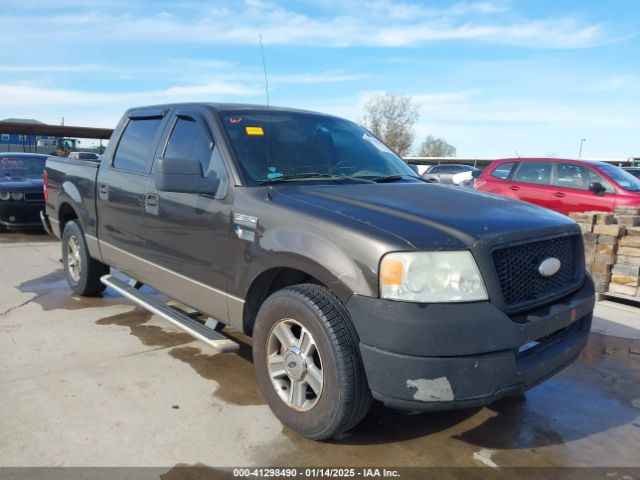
259,34,272,200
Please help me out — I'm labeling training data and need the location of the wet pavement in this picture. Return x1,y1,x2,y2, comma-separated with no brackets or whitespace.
0,231,639,468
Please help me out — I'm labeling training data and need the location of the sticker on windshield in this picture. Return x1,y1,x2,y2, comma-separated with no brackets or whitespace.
362,133,394,154
246,126,264,136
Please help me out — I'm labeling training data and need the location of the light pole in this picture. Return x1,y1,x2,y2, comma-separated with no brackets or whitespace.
578,138,586,159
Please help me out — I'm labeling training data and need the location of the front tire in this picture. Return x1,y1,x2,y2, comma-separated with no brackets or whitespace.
62,220,109,296
253,284,372,440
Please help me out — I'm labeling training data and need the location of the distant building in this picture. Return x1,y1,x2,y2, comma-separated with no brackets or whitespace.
0,118,62,152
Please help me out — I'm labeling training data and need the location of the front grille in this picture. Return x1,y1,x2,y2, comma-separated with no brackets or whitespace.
24,192,44,202
492,235,582,310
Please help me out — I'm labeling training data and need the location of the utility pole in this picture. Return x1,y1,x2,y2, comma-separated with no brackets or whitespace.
578,138,586,159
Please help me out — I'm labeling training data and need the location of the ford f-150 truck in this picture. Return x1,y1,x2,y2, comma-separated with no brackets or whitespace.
43,103,595,440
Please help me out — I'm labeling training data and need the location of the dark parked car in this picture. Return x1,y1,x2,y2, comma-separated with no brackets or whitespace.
623,167,640,179
0,152,48,231
44,103,594,440
475,158,640,215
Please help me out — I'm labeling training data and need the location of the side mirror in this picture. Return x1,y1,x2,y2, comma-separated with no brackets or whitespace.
588,181,606,196
154,157,220,195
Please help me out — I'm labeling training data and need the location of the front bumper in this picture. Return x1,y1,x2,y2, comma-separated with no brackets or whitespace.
0,201,44,229
345,276,595,411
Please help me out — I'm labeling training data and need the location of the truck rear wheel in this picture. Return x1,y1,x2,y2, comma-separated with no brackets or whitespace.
253,284,372,440
62,220,109,296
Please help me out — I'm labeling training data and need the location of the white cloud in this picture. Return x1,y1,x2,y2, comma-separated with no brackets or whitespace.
0,82,262,107
0,2,615,50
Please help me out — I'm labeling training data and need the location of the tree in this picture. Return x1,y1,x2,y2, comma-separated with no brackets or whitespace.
361,92,419,157
416,135,457,157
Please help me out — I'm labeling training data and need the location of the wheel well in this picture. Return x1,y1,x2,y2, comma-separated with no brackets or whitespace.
58,203,78,234
243,267,324,336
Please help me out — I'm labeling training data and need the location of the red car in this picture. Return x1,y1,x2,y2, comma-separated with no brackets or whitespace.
474,158,640,215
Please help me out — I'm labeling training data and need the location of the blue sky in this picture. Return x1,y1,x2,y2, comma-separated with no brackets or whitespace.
0,0,638,158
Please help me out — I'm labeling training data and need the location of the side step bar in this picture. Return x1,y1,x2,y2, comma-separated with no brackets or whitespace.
101,274,239,352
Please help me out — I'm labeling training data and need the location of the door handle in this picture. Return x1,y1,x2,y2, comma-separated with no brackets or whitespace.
552,192,566,198
145,194,159,206
509,185,520,191
98,183,109,200
145,193,159,215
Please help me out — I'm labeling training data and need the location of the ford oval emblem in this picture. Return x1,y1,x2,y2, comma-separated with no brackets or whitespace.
538,257,561,277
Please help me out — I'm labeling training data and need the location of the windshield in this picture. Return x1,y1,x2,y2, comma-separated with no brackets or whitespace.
220,110,419,186
597,163,640,192
0,155,46,177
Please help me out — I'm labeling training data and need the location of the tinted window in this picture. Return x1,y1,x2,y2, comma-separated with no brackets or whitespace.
164,117,213,172
556,163,612,192
491,162,516,180
78,152,99,160
0,155,46,177
428,165,442,173
514,162,552,185
220,110,417,185
113,118,162,172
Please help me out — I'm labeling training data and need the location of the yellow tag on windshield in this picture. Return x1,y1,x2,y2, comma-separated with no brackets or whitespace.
246,126,264,136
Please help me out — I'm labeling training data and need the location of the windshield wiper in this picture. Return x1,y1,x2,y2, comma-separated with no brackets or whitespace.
259,173,379,185
258,173,335,185
370,174,429,183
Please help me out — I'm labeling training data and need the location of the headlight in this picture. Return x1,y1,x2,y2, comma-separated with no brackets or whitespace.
380,251,488,302
0,192,10,201
11,192,24,200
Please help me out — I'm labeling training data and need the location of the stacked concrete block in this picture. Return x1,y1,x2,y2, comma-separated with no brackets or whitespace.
591,225,625,293
570,207,640,298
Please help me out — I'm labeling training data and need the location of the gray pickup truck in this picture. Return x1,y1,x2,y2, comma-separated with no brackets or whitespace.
43,103,595,440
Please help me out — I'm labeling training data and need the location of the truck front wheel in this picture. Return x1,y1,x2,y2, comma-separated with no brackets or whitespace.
253,284,372,440
62,220,109,296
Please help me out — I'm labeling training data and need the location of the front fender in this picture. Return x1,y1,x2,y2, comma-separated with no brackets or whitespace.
237,226,379,302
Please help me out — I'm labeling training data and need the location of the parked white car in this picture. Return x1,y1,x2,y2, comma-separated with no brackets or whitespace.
421,164,479,186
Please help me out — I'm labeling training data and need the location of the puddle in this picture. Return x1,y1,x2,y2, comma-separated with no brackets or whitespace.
17,269,121,311
168,345,265,406
96,308,193,348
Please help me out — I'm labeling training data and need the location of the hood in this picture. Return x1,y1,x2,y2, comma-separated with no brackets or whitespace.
0,176,44,191
276,183,577,250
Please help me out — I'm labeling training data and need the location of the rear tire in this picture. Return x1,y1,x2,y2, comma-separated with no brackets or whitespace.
62,220,109,296
253,283,372,440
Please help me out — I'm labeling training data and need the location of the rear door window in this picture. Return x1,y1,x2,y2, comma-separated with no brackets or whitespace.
491,162,516,180
113,117,163,173
513,162,552,185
